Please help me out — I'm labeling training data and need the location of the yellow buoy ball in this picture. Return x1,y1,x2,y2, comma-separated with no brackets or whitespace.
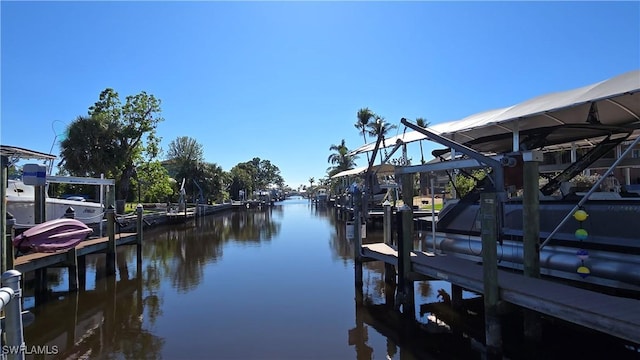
577,266,591,278
573,209,588,222
575,228,588,241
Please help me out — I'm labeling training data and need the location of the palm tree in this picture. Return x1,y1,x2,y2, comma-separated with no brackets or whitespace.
355,108,374,162
309,177,315,188
327,139,358,177
367,115,397,164
416,117,430,164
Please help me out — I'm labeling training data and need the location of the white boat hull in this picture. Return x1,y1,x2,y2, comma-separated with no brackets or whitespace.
6,180,103,228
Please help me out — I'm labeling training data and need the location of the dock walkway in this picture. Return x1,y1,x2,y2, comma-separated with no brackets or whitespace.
14,233,137,274
362,242,640,344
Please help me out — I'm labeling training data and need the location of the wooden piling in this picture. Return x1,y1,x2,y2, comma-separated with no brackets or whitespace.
397,174,415,317
451,284,463,310
523,152,542,341
383,201,396,285
136,204,143,269
66,248,79,291
1,155,7,274
34,185,46,224
5,215,15,271
78,255,87,291
353,188,363,288
106,206,116,276
34,267,47,307
64,206,75,219
480,191,502,356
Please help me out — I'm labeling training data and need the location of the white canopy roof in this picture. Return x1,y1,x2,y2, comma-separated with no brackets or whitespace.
351,69,640,155
331,163,395,179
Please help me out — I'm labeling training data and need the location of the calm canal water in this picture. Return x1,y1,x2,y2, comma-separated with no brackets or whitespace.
21,198,638,359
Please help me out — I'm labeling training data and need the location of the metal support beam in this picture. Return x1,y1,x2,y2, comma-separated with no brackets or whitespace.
399,118,505,193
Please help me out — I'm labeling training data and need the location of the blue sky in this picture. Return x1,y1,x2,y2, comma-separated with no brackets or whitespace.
1,1,639,188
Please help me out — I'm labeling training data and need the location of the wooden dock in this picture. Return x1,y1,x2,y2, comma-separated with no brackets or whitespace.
13,232,137,274
334,204,438,223
5,207,146,307
360,242,640,345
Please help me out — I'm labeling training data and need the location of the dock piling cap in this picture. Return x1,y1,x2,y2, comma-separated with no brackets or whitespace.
2,270,22,282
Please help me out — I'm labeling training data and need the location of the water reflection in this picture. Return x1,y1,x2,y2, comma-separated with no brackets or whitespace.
141,208,282,293
22,209,283,359
24,263,164,359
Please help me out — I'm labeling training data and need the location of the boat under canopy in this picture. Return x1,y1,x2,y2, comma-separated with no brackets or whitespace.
346,69,640,295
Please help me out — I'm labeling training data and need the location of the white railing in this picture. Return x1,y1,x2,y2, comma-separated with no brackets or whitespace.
0,270,25,360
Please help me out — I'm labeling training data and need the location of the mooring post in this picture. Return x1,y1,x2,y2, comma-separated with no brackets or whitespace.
383,200,392,245
1,155,7,274
66,247,79,292
5,213,15,271
64,206,75,219
480,191,502,357
136,204,143,268
383,200,396,285
396,204,415,317
353,187,363,288
395,207,405,310
2,270,25,360
523,151,542,341
106,205,116,276
451,284,463,310
396,174,415,317
34,268,47,307
34,185,46,225
78,255,87,291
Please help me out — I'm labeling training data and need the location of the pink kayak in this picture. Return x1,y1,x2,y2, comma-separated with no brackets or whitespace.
13,218,93,253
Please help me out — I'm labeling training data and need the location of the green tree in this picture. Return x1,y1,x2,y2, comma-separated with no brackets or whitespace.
367,114,397,164
228,158,284,200
355,108,374,162
415,117,430,165
167,136,204,197
251,158,284,189
367,115,397,141
446,169,487,198
133,161,173,202
198,162,229,203
229,165,253,200
327,139,358,177
59,88,163,203
59,115,113,178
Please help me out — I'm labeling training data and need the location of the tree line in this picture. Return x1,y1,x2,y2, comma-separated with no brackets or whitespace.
55,88,284,204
